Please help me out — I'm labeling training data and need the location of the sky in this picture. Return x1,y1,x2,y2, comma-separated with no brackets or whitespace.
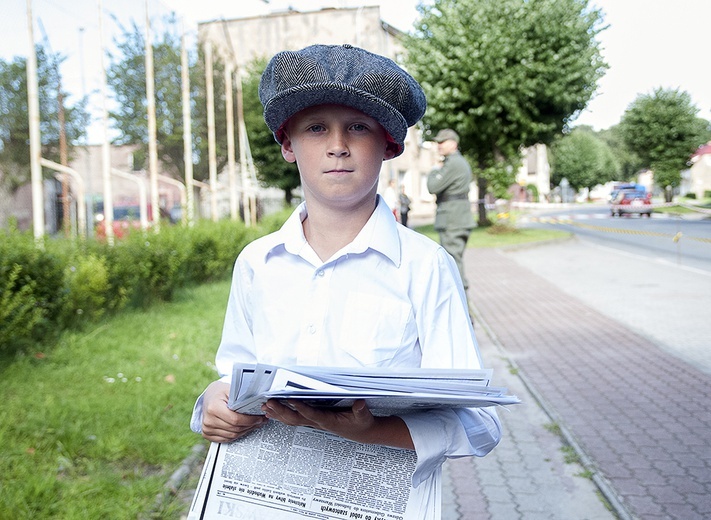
2,0,710,144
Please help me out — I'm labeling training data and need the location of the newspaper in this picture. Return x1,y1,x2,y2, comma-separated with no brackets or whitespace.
227,363,520,415
188,364,517,519
188,422,436,520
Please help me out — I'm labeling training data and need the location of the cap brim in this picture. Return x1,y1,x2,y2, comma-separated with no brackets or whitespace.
264,83,408,156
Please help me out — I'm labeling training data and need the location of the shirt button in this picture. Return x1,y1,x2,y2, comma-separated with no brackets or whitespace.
316,270,325,277
308,324,316,334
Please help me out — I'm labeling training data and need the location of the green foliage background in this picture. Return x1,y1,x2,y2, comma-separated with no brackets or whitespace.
405,0,607,189
550,127,618,192
106,16,298,201
0,47,89,191
618,87,711,192
0,212,291,357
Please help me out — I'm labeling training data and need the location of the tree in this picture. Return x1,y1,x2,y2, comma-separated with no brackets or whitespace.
550,127,618,195
241,59,300,205
0,46,89,192
597,125,643,181
106,16,229,181
618,88,711,201
405,0,607,224
107,17,298,205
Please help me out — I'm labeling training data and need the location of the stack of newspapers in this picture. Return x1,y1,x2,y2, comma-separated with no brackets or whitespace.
228,363,520,414
188,364,519,520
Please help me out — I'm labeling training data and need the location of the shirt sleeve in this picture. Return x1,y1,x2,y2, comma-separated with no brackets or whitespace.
401,407,501,487
189,257,257,433
400,246,502,486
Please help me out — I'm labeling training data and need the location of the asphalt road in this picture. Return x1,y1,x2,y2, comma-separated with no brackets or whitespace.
518,203,711,273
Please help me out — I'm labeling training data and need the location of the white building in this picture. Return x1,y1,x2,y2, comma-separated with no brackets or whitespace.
515,144,551,202
688,142,711,199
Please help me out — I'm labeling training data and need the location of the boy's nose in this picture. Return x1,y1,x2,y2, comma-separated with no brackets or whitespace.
327,131,349,157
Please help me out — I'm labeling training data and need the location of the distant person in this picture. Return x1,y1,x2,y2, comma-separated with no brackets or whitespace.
190,44,500,518
427,128,474,290
399,184,412,227
383,179,399,221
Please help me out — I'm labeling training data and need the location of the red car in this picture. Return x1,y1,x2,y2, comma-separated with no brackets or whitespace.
610,190,653,217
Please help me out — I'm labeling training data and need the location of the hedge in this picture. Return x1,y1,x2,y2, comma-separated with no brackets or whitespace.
0,209,291,357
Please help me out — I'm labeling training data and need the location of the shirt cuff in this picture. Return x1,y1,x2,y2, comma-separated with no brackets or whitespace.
190,392,205,433
400,407,501,488
190,376,232,434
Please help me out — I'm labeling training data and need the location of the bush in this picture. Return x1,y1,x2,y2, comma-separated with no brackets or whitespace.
0,212,291,356
527,184,539,201
0,264,44,353
0,230,65,353
59,254,109,328
181,220,254,284
122,229,188,306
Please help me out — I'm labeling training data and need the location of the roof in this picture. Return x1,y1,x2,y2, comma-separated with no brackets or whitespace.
692,143,711,158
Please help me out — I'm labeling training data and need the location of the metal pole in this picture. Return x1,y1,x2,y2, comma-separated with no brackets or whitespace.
78,26,94,236
26,0,44,245
58,72,70,236
235,69,252,226
145,0,160,231
225,64,238,221
41,158,86,238
98,0,114,245
181,26,195,227
205,42,218,221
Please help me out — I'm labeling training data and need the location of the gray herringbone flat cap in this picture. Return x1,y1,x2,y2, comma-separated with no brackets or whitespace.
259,44,426,157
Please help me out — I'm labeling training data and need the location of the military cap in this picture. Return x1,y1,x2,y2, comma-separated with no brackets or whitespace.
433,128,460,144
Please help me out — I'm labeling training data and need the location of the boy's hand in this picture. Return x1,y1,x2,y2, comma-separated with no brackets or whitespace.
261,399,414,450
201,381,268,443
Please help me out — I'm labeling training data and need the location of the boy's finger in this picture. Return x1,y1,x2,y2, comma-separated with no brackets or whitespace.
351,399,372,421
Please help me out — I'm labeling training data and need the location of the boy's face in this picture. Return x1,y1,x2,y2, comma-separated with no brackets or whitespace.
281,104,395,211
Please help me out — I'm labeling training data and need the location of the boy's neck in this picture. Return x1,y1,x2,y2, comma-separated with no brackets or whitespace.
302,199,377,262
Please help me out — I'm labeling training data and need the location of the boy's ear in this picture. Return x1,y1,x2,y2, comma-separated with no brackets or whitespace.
281,137,297,163
384,142,399,161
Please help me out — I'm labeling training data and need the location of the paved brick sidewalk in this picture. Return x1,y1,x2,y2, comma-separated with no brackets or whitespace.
442,323,615,520
463,246,711,520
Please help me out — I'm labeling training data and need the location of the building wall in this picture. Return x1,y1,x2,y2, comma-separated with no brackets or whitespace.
65,144,183,226
198,7,405,69
516,144,551,201
690,153,711,199
198,6,430,213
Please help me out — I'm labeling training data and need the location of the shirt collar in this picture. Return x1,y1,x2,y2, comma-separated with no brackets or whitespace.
266,195,401,267
273,202,309,257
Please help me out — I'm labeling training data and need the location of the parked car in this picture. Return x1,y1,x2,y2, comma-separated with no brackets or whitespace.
610,190,653,217
94,203,170,239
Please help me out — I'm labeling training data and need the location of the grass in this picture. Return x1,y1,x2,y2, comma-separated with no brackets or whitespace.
0,219,570,519
0,280,228,519
415,222,571,248
654,197,711,215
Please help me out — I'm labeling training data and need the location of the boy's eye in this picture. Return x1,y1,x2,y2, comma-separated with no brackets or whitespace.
350,123,367,132
307,124,325,133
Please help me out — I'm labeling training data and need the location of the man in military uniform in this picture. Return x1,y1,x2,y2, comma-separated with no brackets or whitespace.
427,129,473,290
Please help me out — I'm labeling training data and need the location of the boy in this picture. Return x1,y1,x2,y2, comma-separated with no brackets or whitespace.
191,43,500,511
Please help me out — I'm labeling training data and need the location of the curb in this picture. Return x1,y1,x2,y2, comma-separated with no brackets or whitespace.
149,443,207,518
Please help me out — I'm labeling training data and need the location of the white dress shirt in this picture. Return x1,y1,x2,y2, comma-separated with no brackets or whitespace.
191,196,501,487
